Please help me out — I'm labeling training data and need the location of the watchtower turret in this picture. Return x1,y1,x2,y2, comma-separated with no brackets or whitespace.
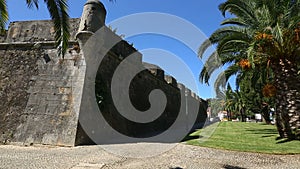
76,0,107,46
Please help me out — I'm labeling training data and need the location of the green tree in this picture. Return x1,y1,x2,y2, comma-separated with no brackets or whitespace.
224,85,247,122
239,69,275,124
207,98,225,118
199,0,300,139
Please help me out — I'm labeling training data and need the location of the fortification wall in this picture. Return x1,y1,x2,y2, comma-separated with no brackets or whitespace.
0,2,207,146
94,49,182,139
0,19,85,146
87,29,207,142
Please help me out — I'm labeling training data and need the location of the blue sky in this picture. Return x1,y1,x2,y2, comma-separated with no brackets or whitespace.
7,0,233,99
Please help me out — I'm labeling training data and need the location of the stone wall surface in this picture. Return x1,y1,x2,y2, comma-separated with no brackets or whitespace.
0,18,85,146
12,48,85,146
6,18,80,43
0,49,40,143
0,40,85,146
95,50,182,139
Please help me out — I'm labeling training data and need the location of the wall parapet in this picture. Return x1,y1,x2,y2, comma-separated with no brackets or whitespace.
0,41,78,50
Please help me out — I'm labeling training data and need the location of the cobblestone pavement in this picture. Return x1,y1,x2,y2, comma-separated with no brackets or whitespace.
0,143,299,169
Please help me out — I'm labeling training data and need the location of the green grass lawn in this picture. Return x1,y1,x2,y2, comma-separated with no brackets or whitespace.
185,122,300,154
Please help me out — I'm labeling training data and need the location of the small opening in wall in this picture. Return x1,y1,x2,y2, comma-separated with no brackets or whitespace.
43,53,51,63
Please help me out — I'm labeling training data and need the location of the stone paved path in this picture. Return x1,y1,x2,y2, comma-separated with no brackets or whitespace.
0,143,299,169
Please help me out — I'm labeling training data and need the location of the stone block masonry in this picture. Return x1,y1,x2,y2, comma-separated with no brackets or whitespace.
6,19,80,43
0,18,85,146
0,38,85,146
0,49,40,144
12,48,85,146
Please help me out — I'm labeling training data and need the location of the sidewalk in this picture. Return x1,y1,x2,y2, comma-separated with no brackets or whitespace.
0,143,299,169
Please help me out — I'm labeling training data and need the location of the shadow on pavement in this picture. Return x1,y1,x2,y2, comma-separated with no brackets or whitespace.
223,164,247,169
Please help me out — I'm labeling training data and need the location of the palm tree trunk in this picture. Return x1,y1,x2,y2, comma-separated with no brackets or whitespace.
261,105,271,124
240,107,246,122
272,59,300,140
275,112,285,138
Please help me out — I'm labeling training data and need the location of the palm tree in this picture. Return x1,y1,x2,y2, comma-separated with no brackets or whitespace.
199,0,300,139
224,85,247,122
0,0,114,57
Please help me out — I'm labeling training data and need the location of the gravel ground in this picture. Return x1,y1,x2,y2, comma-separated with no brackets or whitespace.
0,143,299,169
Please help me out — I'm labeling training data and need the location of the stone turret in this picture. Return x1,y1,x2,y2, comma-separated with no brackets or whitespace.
76,0,107,47
78,0,106,33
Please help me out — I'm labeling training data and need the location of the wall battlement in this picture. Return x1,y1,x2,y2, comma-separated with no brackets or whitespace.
0,1,207,146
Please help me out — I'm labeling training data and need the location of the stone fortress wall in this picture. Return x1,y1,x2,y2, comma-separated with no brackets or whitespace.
0,19,85,146
0,0,207,146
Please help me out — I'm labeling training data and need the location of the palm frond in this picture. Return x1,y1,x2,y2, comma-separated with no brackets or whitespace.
219,0,257,25
214,64,240,96
206,51,222,72
0,0,8,31
272,22,284,45
209,26,247,43
199,66,210,84
221,17,247,26
217,33,249,54
44,0,70,57
199,51,222,85
198,39,212,58
26,0,39,9
220,52,243,64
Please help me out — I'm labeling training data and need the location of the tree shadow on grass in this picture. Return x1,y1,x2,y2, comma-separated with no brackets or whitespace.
261,135,275,138
276,137,300,144
245,128,279,139
245,128,278,135
276,139,291,144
